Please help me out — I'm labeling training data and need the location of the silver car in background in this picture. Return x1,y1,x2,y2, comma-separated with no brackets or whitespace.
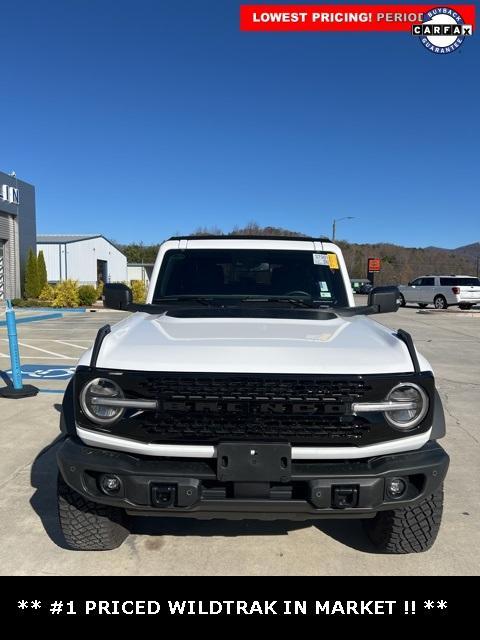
398,275,480,309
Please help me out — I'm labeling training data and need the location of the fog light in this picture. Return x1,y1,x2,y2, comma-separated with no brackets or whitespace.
386,477,407,499
100,474,122,495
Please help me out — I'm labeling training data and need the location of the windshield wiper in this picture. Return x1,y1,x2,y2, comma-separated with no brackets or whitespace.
239,296,318,308
153,296,216,306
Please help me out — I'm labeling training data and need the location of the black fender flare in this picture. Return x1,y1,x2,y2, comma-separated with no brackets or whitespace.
60,377,76,437
431,389,446,440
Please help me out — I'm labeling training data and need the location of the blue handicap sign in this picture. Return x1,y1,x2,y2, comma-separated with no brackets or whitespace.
4,364,75,380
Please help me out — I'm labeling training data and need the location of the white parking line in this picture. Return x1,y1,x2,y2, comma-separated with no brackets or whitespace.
12,340,72,359
53,340,88,350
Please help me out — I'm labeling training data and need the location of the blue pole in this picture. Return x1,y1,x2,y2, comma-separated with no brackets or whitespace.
0,299,38,398
5,300,23,389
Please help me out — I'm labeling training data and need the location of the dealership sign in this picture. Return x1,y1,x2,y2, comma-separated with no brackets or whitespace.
1,184,19,205
368,258,381,272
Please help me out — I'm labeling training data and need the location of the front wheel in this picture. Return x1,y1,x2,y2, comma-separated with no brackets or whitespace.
434,295,447,310
57,474,129,550
363,485,444,554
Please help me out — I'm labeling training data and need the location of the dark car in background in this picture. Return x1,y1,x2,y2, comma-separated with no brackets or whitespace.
351,278,373,294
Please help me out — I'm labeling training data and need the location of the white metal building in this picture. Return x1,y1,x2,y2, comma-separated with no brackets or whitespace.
36,235,127,286
127,263,154,287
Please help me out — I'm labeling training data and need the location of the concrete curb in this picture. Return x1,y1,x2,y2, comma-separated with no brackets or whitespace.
417,310,480,318
11,307,87,313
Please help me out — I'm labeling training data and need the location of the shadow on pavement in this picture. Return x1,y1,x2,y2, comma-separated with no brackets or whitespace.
30,434,69,549
0,369,13,388
130,515,376,552
30,432,375,554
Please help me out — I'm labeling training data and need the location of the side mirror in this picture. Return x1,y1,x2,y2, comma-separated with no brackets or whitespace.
368,286,400,314
407,281,413,287
103,283,132,310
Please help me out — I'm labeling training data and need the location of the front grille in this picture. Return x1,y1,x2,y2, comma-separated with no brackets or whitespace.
75,369,435,447
133,374,373,444
141,413,371,443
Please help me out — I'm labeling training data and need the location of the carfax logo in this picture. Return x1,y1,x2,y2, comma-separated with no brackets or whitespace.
412,7,473,54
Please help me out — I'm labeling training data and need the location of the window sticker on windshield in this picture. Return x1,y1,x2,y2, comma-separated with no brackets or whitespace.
327,253,339,269
319,281,329,292
320,292,331,298
313,253,329,266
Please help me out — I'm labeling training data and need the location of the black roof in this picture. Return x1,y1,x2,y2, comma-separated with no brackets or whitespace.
168,235,331,242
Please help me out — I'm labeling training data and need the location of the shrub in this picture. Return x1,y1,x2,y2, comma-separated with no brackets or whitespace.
130,279,147,303
39,284,55,303
12,298,51,308
52,279,80,308
37,250,48,293
78,285,98,306
24,248,40,298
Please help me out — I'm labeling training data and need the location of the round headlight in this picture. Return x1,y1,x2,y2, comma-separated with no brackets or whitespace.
384,383,428,430
80,378,125,425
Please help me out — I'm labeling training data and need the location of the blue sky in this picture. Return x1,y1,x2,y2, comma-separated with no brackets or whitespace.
1,1,478,247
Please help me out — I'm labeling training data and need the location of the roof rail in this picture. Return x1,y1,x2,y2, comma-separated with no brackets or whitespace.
168,234,331,242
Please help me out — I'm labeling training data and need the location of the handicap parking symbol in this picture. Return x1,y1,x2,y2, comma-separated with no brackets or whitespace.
5,364,76,380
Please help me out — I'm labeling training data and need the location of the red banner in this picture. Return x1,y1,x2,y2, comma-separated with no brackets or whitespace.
240,5,476,31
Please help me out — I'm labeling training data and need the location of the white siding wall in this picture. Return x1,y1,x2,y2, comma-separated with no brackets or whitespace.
38,243,63,281
37,237,127,285
127,265,151,287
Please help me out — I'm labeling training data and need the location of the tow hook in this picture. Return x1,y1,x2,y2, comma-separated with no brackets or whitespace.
332,485,359,509
151,484,176,508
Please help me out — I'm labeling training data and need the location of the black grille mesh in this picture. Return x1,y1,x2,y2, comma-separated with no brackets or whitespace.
75,368,435,447
144,376,369,402
133,375,372,444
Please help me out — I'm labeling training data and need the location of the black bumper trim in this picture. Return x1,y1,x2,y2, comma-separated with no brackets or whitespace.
57,438,449,520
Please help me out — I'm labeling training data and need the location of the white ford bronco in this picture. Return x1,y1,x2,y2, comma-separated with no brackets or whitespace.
57,236,449,552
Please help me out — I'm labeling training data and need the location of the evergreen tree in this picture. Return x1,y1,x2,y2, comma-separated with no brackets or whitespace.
37,250,48,293
24,248,40,298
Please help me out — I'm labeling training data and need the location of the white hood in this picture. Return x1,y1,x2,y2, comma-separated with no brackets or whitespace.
79,312,430,375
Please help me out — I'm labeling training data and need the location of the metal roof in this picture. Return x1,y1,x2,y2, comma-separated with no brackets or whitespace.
37,234,125,255
37,234,102,244
127,262,155,267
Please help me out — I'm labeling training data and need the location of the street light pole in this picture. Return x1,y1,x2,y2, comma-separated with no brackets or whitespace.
332,216,355,241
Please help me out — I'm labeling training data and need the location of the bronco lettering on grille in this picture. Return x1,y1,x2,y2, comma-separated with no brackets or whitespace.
161,399,346,415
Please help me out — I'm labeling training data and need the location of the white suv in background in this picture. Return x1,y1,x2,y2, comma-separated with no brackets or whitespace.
398,275,480,310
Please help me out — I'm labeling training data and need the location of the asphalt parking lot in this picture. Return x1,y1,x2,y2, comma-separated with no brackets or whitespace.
0,303,479,576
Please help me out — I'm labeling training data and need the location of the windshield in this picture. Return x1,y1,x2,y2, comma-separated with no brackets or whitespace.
153,249,349,306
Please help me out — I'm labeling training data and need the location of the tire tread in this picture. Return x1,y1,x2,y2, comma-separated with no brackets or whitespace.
364,486,444,554
57,474,129,551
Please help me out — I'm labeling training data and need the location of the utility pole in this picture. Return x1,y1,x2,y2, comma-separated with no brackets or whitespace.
332,216,355,241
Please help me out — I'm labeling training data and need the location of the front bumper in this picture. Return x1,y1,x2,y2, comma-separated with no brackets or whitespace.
57,437,449,520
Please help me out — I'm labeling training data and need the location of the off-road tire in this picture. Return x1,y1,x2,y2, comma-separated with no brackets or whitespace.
434,295,447,310
57,474,129,550
363,485,444,554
